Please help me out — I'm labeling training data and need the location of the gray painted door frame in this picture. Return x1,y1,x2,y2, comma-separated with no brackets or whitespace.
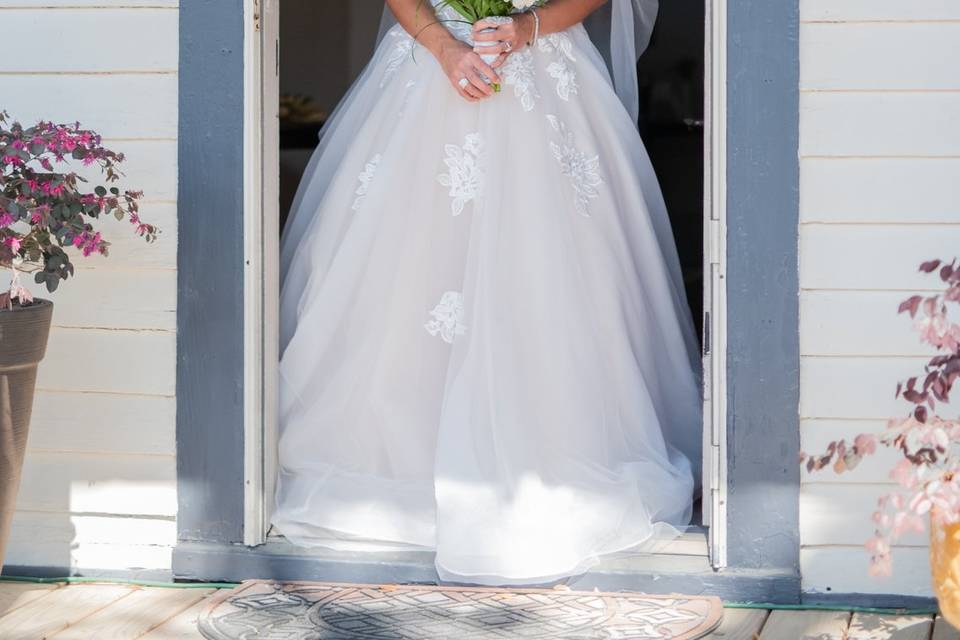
175,0,803,603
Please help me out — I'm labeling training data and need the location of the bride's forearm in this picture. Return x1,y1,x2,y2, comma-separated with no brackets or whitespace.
516,0,607,41
385,0,460,60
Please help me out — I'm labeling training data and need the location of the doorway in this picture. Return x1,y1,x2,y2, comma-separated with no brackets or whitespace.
246,0,726,571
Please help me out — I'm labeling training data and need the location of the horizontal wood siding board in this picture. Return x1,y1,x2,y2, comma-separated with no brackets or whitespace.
800,419,900,484
800,356,927,419
800,158,960,223
9,511,176,547
15,451,176,516
63,203,177,270
800,483,927,546
801,23,960,90
2,268,175,331
800,224,960,290
73,140,177,202
801,0,960,22
36,328,175,396
28,391,175,455
0,8,177,72
1,74,177,138
800,92,960,156
3,542,173,573
0,1,178,6
800,291,934,356
801,546,934,597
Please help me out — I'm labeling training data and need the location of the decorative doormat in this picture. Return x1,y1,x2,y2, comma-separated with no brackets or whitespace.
197,579,723,639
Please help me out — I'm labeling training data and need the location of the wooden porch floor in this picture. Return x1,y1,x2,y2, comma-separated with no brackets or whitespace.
0,580,955,639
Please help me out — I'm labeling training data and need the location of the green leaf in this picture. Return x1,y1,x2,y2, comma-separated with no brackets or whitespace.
94,185,107,197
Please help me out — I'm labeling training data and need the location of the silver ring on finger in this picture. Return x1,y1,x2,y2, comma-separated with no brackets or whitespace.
458,77,469,89
504,40,513,53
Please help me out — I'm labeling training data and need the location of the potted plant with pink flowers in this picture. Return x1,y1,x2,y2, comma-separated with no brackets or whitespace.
0,111,158,571
802,257,960,624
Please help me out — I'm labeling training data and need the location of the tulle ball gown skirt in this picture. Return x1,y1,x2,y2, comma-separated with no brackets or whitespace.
271,15,704,586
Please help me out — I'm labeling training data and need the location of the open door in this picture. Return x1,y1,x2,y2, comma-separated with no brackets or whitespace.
245,0,729,568
701,0,727,569
243,0,280,547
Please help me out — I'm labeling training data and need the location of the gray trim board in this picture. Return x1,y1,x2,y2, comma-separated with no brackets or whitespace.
173,541,801,603
176,0,247,544
723,0,801,574
173,0,805,604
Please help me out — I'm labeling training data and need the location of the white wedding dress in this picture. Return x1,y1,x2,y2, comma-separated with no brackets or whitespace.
271,1,703,586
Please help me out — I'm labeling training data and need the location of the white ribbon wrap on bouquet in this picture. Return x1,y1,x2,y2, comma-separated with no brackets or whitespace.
374,0,659,125
472,15,512,65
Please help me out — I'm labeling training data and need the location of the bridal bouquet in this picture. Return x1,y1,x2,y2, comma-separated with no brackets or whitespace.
428,0,547,91
433,0,543,23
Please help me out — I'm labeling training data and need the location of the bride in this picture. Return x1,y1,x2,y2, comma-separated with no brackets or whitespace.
271,0,703,586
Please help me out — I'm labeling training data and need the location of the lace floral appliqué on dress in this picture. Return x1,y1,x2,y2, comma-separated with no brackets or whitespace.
381,30,414,88
502,49,540,112
538,33,578,100
437,132,484,216
546,115,601,216
424,291,467,344
351,154,382,212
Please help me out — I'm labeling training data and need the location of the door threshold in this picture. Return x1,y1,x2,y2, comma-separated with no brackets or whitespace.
172,534,800,603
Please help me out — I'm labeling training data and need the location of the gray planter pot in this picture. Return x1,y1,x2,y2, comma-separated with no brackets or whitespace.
0,299,53,573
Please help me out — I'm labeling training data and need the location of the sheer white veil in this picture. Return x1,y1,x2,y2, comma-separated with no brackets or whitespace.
375,0,658,123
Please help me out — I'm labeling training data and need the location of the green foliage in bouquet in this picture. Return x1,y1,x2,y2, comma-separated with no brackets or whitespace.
432,0,514,22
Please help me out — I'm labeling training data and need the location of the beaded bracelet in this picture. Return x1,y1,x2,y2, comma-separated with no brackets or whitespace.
527,7,540,48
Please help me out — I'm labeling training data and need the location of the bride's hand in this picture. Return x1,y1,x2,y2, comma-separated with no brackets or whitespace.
437,39,502,102
471,14,535,68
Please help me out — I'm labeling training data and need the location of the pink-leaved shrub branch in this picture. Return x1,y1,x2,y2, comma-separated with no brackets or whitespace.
0,110,158,308
801,258,960,576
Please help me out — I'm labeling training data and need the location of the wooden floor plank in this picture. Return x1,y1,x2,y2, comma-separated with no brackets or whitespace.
0,583,133,639
49,587,215,639
847,613,934,640
704,608,769,639
758,609,851,640
140,593,218,640
0,582,60,617
934,615,960,640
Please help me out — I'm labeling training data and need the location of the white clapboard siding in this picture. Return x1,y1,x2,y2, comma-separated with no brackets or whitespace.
800,291,934,356
74,140,178,202
800,419,900,485
3,2,179,575
36,328,175,396
0,9,177,72
15,451,176,517
1,0,177,6
3,541,174,574
42,271,175,331
1,268,175,331
801,158,960,223
1,75,177,139
27,391,175,456
9,512,176,548
67,203,177,270
800,224,960,291
801,92,960,157
801,0,960,22
801,356,928,419
798,0,958,597
801,23,960,90
801,547,933,597
800,483,927,547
